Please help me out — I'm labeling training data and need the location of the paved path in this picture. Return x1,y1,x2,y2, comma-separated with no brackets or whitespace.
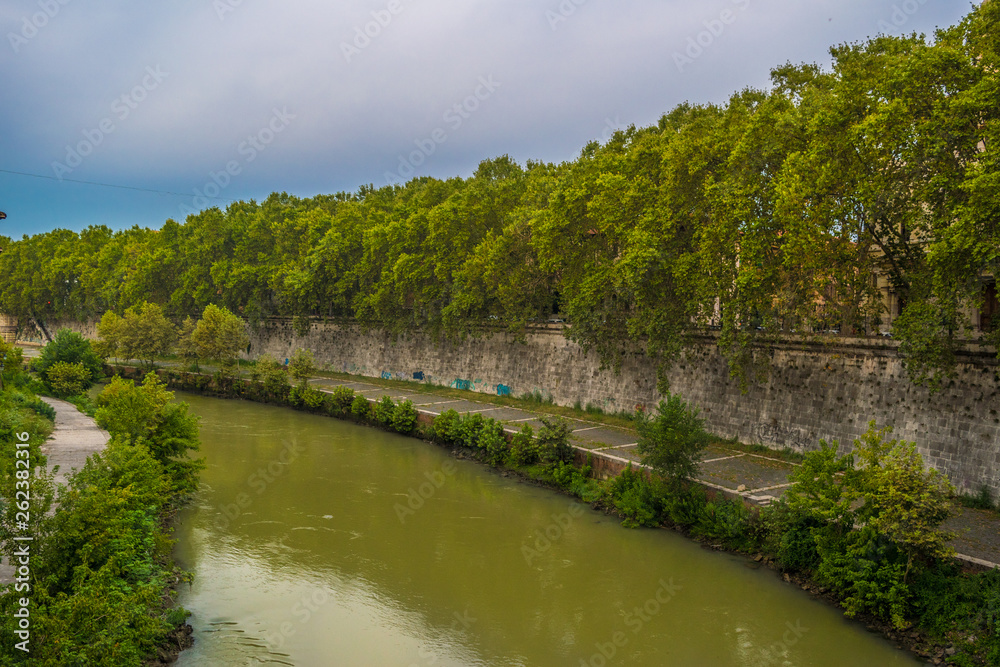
309,376,1000,569
0,398,109,584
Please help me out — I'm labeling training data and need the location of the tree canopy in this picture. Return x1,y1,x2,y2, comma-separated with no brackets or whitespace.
1,3,997,389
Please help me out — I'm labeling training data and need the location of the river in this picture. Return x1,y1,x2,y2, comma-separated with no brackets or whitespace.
172,393,918,666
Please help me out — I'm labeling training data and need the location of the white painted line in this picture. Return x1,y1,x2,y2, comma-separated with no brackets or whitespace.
747,482,794,494
701,454,746,464
745,452,801,467
463,407,504,414
413,400,463,407
954,553,1000,569
618,443,638,448
571,426,603,433
507,416,539,422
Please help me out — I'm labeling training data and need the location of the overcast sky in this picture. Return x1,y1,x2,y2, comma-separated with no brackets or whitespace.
0,0,977,238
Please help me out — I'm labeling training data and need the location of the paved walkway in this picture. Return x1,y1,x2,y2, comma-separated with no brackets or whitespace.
309,376,1000,569
0,398,109,584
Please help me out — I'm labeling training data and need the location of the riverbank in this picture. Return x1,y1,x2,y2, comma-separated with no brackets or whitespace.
105,364,999,664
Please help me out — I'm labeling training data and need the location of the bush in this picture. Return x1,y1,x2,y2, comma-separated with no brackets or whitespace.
252,355,290,401
35,329,103,393
432,409,462,444
329,385,355,414
8,389,56,421
46,361,91,398
374,395,396,425
480,419,508,466
603,465,663,528
391,400,418,434
507,424,537,465
692,498,752,548
537,416,573,463
288,348,317,381
636,392,709,487
458,413,487,448
350,394,372,420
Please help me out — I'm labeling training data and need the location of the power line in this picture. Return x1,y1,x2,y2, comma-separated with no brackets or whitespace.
0,168,232,200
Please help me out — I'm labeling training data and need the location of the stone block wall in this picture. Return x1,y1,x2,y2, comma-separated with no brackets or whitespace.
42,317,1000,497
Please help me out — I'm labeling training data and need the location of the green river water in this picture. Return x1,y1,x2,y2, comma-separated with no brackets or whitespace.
172,393,919,666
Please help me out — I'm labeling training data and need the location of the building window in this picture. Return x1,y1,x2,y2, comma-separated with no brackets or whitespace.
982,282,998,332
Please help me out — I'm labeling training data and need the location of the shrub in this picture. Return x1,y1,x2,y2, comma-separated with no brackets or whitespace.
329,385,355,414
46,361,91,398
458,413,487,449
692,498,752,548
350,394,372,420
636,392,709,487
507,424,537,465
480,419,508,466
252,355,290,401
433,409,462,444
391,400,418,434
8,390,56,421
302,385,326,410
35,329,103,393
288,348,316,381
374,395,396,425
603,465,663,528
537,416,573,463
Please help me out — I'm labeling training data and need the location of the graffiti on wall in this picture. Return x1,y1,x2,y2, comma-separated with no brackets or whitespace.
496,384,511,397
413,371,425,381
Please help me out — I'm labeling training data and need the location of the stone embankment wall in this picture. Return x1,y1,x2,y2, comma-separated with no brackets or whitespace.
44,317,1000,497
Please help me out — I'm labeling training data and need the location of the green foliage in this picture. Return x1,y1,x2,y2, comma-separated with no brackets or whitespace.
328,385,355,413
250,354,290,400
373,395,396,425
480,418,508,465
432,409,462,444
288,348,317,381
190,304,249,367
96,302,177,369
95,372,204,494
635,393,709,486
507,424,537,465
35,329,103,393
350,394,372,420
391,399,418,434
958,485,997,511
46,360,91,398
7,389,56,421
784,421,956,628
603,465,663,528
0,439,186,666
536,416,573,463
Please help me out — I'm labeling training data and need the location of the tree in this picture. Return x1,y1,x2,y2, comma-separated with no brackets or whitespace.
34,329,103,393
46,361,90,398
288,348,316,381
785,422,955,628
94,372,203,493
96,302,176,369
190,304,249,367
175,316,199,365
636,393,710,486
